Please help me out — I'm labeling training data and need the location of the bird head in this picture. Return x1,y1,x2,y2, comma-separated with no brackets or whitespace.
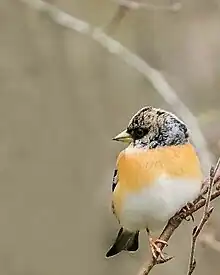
113,106,189,149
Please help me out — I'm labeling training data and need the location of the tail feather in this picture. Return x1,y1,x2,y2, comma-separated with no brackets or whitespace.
106,228,139,258
126,230,139,252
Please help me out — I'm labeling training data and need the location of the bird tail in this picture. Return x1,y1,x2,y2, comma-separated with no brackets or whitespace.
106,228,139,258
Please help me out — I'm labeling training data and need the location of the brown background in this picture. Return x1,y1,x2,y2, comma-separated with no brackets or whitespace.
1,0,220,274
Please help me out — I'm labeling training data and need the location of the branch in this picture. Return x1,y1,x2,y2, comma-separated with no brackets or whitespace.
187,159,220,275
20,0,213,172
138,158,220,275
105,1,182,33
104,3,129,34
111,0,182,11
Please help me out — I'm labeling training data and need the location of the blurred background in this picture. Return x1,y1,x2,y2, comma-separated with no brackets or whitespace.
1,0,220,274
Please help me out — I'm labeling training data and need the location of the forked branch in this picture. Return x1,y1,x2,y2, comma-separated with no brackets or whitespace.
187,159,220,275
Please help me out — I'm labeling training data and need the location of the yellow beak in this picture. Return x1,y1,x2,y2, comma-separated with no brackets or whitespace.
112,129,132,143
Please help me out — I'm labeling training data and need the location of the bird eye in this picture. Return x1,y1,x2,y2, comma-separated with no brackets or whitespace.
134,128,145,139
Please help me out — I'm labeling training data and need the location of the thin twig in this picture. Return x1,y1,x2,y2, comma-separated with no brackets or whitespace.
104,4,129,34
138,159,220,275
19,0,213,171
187,158,220,275
105,0,182,33
112,0,182,11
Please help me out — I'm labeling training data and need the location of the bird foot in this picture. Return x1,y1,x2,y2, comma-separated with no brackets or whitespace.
149,238,170,263
179,202,195,221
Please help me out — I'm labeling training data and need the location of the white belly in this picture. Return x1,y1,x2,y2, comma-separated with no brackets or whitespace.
119,175,201,232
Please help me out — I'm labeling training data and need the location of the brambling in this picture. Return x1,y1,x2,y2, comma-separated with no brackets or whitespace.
106,106,203,259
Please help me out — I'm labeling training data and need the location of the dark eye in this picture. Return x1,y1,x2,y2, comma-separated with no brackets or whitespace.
134,128,145,139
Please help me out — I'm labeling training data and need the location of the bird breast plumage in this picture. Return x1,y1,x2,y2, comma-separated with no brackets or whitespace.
112,143,203,232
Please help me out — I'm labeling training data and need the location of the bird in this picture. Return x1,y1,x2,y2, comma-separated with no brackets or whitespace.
106,106,203,259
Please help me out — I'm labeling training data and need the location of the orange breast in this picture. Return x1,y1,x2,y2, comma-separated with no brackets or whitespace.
113,143,203,216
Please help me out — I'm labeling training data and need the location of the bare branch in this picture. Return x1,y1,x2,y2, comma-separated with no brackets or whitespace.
138,159,220,275
187,158,220,275
104,4,129,34
112,0,182,11
20,0,213,172
105,1,182,34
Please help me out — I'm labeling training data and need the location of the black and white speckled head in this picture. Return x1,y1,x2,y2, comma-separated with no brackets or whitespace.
123,106,189,149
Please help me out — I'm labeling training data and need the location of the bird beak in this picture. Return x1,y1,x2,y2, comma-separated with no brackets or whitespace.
112,129,132,143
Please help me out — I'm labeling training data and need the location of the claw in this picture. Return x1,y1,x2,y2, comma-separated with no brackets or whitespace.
149,238,168,260
179,202,195,221
146,228,172,263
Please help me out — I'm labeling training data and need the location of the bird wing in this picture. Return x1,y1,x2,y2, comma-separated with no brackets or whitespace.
112,168,118,192
111,169,120,222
